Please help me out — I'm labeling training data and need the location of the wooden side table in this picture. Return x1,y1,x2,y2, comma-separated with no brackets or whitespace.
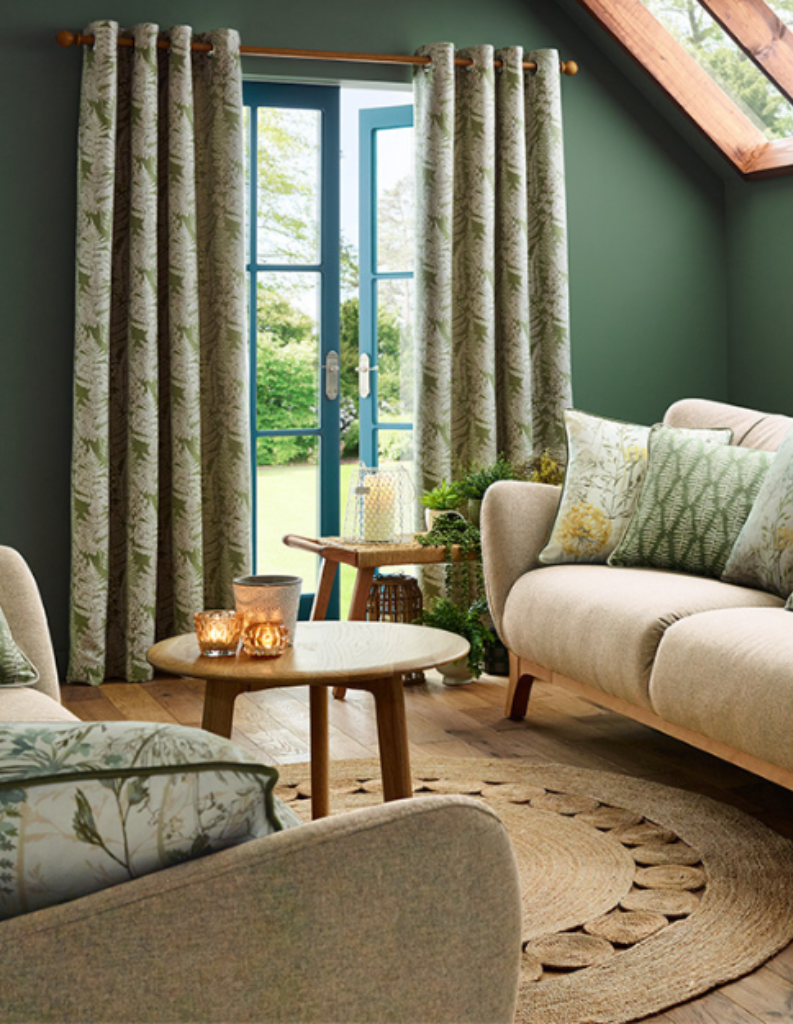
147,621,468,821
282,533,475,698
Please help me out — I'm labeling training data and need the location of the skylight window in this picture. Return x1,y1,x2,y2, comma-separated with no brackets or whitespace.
576,0,793,177
640,0,793,139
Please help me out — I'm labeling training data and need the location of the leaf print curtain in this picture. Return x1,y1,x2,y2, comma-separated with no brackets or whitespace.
69,21,250,685
413,44,572,505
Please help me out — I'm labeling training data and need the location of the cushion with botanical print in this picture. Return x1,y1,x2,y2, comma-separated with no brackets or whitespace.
538,410,732,565
609,426,773,578
0,721,285,919
722,426,793,598
0,607,39,687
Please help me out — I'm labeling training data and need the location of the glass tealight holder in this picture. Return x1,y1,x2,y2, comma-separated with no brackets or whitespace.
194,610,241,657
240,617,291,658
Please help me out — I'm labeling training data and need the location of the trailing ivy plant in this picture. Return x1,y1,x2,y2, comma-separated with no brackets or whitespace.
414,597,493,677
417,512,484,603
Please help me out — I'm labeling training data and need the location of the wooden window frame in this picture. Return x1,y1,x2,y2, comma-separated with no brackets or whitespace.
576,0,793,178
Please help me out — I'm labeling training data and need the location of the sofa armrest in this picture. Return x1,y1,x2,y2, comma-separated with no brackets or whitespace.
0,546,60,702
482,480,560,637
0,795,522,1024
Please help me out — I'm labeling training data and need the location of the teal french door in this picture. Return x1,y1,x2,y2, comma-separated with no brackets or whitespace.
243,82,340,611
358,105,415,468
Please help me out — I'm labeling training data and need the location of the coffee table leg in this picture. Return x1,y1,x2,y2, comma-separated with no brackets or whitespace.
372,674,413,802
309,685,330,819
333,566,376,701
202,680,247,738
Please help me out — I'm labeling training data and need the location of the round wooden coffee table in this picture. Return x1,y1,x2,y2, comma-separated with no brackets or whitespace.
147,621,468,820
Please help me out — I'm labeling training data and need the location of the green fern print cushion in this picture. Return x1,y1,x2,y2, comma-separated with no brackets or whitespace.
539,411,732,565
722,427,793,599
609,426,774,578
0,607,38,687
0,722,283,919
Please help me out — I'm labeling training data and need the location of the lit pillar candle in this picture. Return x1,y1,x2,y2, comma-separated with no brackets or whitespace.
361,473,396,543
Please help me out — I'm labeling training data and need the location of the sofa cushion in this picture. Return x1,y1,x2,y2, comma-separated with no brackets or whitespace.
649,608,793,771
501,565,783,708
538,411,730,567
0,607,39,687
0,721,283,920
609,426,773,578
0,687,79,722
722,427,793,600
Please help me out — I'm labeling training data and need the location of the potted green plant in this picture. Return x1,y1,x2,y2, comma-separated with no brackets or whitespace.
458,455,521,527
420,479,463,530
414,596,493,684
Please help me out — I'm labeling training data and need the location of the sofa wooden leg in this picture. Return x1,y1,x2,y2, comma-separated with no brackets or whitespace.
505,652,535,720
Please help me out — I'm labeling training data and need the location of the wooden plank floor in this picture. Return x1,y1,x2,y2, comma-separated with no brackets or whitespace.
62,671,793,1023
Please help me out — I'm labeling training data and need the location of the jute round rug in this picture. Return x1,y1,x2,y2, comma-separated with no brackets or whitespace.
276,757,793,1024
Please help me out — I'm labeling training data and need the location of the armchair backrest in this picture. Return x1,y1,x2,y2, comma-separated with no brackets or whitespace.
664,398,793,452
0,546,61,702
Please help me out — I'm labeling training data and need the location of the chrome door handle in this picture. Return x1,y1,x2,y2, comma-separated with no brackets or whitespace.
323,350,339,401
357,353,378,399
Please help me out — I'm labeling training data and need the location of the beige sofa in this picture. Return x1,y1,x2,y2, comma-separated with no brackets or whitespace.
482,398,793,791
0,547,522,1023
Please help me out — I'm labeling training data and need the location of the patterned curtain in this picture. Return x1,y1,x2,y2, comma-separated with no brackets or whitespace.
413,44,572,503
69,22,250,685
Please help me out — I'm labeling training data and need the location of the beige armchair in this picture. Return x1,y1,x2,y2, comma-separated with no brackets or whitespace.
0,545,522,1023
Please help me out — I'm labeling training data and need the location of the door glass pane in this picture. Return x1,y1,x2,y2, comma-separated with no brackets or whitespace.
376,126,414,272
256,436,319,580
378,429,413,468
257,272,320,431
376,277,414,422
257,107,321,264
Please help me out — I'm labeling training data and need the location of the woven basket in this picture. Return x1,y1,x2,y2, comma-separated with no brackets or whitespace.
366,574,425,684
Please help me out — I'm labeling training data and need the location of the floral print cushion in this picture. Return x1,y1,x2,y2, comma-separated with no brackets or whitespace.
539,411,731,565
723,426,793,600
0,721,283,919
0,608,39,687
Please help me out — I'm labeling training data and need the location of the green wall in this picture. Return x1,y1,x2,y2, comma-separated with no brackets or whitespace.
0,0,728,669
726,177,793,417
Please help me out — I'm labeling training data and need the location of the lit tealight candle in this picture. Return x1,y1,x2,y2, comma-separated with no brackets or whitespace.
194,610,241,657
241,618,290,658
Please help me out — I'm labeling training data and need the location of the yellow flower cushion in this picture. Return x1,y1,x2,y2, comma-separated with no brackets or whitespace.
539,410,731,565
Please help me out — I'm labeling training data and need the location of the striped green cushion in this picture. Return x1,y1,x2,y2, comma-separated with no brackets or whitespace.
609,426,774,579
0,607,38,687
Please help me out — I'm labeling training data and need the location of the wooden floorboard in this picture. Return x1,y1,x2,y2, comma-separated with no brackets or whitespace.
60,671,793,1023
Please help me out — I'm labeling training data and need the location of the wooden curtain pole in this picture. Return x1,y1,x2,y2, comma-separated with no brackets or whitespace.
55,30,579,76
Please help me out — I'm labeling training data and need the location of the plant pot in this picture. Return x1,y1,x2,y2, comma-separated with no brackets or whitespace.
467,498,482,528
424,508,465,531
439,656,473,686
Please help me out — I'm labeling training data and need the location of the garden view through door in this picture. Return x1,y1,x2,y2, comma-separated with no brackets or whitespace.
243,83,414,613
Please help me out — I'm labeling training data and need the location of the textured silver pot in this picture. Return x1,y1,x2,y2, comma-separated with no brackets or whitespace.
233,575,302,645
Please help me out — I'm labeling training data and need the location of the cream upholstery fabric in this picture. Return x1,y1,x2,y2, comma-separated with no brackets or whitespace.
0,547,60,702
0,689,77,723
500,565,782,708
0,795,521,1024
481,480,561,637
664,398,793,452
650,608,793,770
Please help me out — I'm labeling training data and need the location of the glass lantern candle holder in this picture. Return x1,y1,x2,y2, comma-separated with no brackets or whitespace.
194,610,241,657
240,617,290,658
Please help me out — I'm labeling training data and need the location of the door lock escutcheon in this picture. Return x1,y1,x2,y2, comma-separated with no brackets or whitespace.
357,353,378,399
323,350,339,401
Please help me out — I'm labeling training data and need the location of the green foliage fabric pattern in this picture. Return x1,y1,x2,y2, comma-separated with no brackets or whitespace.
0,609,38,687
412,44,572,515
70,22,250,685
0,721,281,920
723,427,793,600
609,427,774,578
539,412,732,565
